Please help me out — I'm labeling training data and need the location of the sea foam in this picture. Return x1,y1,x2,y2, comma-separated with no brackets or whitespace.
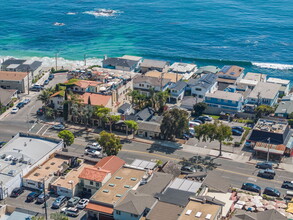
83,9,122,17
252,62,293,70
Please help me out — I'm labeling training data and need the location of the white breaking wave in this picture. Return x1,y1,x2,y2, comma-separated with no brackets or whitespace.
252,62,293,70
66,12,77,15
83,9,122,17
0,55,102,70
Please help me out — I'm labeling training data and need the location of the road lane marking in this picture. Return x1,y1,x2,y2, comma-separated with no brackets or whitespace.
28,122,37,132
41,126,50,136
36,124,46,135
120,149,181,161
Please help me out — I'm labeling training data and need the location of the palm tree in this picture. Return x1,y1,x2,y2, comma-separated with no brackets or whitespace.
37,89,53,105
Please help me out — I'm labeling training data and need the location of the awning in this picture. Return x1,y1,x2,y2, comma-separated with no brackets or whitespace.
86,203,113,214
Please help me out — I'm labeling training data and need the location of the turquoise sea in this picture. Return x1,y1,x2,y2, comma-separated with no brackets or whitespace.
0,0,292,78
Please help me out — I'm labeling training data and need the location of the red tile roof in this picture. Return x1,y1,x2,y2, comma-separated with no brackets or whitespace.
74,80,101,88
78,167,110,182
86,203,113,214
95,156,125,174
80,93,112,107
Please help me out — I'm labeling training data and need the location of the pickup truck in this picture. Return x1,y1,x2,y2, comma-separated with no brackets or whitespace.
282,181,293,189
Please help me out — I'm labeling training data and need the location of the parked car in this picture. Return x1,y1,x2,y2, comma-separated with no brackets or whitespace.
85,148,101,157
181,165,196,174
10,187,24,197
51,124,65,130
263,187,281,197
258,169,276,179
77,199,89,209
198,115,213,121
48,74,54,80
61,207,79,217
244,141,252,148
52,196,67,209
241,183,261,194
30,84,43,92
182,133,190,140
193,119,203,124
22,99,30,105
26,191,41,202
37,193,50,204
285,190,293,200
67,197,80,207
11,107,19,114
37,108,44,116
43,79,49,85
232,129,242,136
282,181,293,189
232,126,244,132
256,162,273,169
16,102,25,109
0,141,6,148
87,142,102,151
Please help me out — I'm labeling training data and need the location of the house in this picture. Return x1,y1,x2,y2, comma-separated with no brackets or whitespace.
86,167,146,220
51,162,93,197
137,121,161,139
102,57,139,72
1,58,42,79
145,70,183,83
231,209,287,220
23,156,68,190
70,80,102,93
169,81,187,103
78,156,125,196
204,91,244,112
118,103,134,115
195,66,220,75
237,79,259,89
275,99,293,118
168,62,197,80
140,59,169,73
216,65,244,90
243,72,267,82
133,75,171,96
178,196,224,220
246,82,281,106
146,201,184,220
267,77,290,95
188,73,218,98
0,71,33,93
120,55,143,71
0,133,63,199
114,172,173,220
0,88,18,106
135,107,155,121
50,91,65,112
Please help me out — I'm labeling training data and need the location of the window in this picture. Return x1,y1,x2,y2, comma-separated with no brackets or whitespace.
131,214,139,218
90,181,93,185
96,182,99,187
195,88,201,91
116,210,121,215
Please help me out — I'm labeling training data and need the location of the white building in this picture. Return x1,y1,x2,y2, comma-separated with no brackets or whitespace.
169,62,198,80
0,133,63,199
267,77,290,96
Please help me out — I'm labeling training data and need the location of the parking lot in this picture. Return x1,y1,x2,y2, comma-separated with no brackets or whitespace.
6,189,86,219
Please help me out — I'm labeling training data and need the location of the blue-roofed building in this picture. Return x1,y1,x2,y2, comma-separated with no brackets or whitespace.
169,81,187,103
187,73,218,98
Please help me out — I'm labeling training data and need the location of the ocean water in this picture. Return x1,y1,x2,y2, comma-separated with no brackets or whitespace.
0,0,292,78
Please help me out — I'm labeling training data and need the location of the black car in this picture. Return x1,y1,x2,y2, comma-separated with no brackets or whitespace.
37,108,44,116
232,126,244,132
258,169,276,179
256,162,273,169
26,191,41,202
263,187,281,197
16,102,25,109
232,129,242,136
48,74,54,80
282,181,293,189
241,183,261,194
43,79,49,85
10,187,24,197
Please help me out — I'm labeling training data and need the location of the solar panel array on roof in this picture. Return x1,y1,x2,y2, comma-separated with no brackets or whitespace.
230,72,236,75
221,65,231,73
130,159,156,170
168,178,202,192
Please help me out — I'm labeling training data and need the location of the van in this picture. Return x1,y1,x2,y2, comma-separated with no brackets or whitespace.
285,191,293,200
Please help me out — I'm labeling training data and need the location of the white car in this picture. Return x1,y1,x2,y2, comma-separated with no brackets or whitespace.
11,107,19,114
87,142,102,150
77,198,89,209
85,149,101,157
61,207,79,217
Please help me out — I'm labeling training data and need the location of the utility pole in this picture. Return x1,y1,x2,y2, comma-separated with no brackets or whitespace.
43,178,48,220
266,137,271,162
84,54,87,66
55,53,58,71
27,68,30,95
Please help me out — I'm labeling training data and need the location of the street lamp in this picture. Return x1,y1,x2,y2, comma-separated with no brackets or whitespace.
266,137,271,162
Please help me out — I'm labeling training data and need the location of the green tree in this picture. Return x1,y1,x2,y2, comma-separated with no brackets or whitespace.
193,102,207,117
58,130,75,147
37,89,53,105
160,108,189,140
45,107,55,119
124,120,138,138
106,115,121,133
97,131,122,155
288,112,293,119
63,90,69,121
31,216,45,220
50,212,69,220
255,105,274,118
194,121,232,156
154,90,169,112
95,107,111,128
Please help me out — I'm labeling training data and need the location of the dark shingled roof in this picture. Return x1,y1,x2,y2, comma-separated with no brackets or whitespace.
103,57,138,68
135,107,155,121
0,88,17,106
231,209,287,220
146,201,184,220
155,188,195,206
1,58,26,65
169,81,187,91
118,103,132,114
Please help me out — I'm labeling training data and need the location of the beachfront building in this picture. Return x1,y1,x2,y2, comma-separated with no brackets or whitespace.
243,72,267,82
168,62,198,80
78,156,125,196
145,70,183,83
267,77,290,96
102,57,139,72
140,59,169,73
0,88,18,107
133,75,171,96
195,66,220,75
216,65,244,90
1,58,42,80
246,82,281,106
204,91,244,112
188,73,218,98
236,79,259,90
0,71,33,93
0,133,63,199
